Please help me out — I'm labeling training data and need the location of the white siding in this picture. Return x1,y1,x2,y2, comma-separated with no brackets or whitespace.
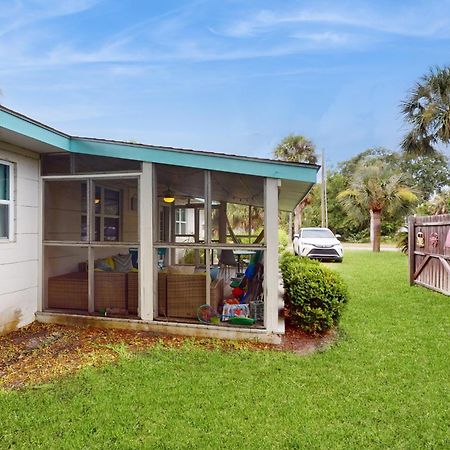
0,143,40,335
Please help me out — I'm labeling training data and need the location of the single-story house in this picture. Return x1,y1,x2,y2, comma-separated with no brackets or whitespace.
0,105,319,343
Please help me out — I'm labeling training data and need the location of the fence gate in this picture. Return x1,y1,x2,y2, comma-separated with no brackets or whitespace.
408,214,450,296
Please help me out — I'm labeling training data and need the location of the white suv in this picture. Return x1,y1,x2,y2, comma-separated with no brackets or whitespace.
293,227,343,262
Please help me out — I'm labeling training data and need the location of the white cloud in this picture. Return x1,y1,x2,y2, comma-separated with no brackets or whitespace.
290,31,351,45
0,0,101,37
220,2,450,39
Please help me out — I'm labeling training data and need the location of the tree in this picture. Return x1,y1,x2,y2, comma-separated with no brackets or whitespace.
339,147,397,179
337,161,418,252
401,66,450,154
302,170,364,238
273,134,318,234
429,190,450,214
399,151,449,202
273,134,318,164
417,190,450,215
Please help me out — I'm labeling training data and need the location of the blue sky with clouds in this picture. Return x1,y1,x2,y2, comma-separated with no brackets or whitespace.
1,0,449,165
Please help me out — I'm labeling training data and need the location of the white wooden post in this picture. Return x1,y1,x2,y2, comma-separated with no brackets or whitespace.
204,171,211,305
87,179,95,313
264,177,280,333
139,162,153,320
218,202,227,243
194,208,200,266
37,171,44,311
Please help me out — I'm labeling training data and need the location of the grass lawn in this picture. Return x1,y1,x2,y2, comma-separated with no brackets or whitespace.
1,251,449,449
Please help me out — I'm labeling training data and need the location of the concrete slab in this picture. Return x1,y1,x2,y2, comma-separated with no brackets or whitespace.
35,312,282,344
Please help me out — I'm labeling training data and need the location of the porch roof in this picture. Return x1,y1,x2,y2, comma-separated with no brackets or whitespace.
0,105,319,211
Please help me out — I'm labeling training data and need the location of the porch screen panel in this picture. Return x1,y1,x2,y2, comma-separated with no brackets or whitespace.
75,154,141,174
154,164,205,245
92,178,138,243
44,180,87,242
44,246,89,311
42,153,141,176
155,247,218,320
211,171,265,245
92,247,139,316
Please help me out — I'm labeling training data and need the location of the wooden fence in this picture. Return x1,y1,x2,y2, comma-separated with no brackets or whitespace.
408,214,450,296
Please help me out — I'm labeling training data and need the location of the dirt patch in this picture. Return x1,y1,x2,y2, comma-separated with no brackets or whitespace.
281,320,337,355
0,322,337,389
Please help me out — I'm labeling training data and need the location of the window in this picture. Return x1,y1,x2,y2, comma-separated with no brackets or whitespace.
175,208,187,235
0,161,13,240
95,186,121,241
81,184,121,242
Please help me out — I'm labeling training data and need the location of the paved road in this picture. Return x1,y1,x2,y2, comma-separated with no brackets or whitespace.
342,243,399,252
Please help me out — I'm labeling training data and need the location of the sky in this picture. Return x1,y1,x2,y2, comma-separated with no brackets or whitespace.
0,0,449,166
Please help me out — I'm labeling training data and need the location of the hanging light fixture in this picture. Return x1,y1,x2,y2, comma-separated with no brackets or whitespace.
163,188,175,203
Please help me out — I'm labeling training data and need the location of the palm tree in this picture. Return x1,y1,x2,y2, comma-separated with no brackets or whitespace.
401,66,450,154
273,134,317,164
337,161,417,252
273,134,318,234
428,190,450,215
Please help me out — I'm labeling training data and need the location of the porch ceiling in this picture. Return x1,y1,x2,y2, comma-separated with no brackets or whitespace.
279,179,315,211
156,164,265,207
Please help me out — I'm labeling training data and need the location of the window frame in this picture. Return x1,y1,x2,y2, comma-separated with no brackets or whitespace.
175,207,187,236
0,160,14,242
95,185,122,242
81,183,122,242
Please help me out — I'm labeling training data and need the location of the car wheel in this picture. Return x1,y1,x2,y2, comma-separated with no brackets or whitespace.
336,258,343,263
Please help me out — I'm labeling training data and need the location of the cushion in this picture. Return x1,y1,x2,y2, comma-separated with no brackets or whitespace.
129,248,139,269
94,257,114,272
113,254,133,273
167,265,195,274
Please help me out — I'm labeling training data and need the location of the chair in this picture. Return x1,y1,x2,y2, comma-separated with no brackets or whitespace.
157,248,167,269
218,249,237,281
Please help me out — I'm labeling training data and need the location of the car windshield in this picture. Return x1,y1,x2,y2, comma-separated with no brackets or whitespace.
302,229,334,239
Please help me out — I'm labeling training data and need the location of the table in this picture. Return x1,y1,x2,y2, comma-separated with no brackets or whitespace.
233,250,256,273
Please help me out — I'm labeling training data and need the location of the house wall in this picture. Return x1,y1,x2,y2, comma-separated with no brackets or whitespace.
0,142,40,335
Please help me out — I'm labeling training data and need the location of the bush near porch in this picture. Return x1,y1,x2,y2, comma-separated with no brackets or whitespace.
280,252,349,332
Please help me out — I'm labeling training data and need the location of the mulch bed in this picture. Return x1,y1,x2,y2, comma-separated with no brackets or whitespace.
282,320,337,355
0,322,335,390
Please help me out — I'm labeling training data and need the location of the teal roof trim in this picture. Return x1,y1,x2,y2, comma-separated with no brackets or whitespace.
0,106,318,182
72,139,317,182
0,109,70,151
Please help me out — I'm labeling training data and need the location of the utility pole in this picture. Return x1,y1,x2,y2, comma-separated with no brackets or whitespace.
321,149,328,228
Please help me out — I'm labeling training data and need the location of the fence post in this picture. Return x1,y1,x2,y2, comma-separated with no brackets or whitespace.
408,215,415,286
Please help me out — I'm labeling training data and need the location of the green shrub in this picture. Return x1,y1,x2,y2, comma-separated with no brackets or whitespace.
280,253,349,333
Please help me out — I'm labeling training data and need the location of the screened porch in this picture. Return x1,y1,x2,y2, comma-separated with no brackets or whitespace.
41,153,275,329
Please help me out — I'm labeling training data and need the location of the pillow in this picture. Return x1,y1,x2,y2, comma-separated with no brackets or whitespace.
104,256,115,270
167,265,195,274
129,248,139,269
113,254,133,273
94,258,114,272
